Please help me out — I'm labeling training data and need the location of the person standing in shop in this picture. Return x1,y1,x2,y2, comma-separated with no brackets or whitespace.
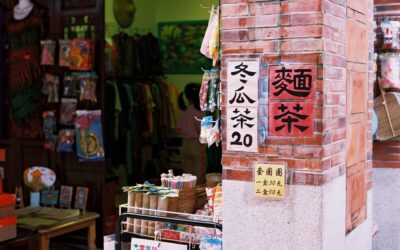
177,83,206,184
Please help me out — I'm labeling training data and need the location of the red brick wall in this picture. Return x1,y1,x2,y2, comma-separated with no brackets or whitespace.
221,0,374,232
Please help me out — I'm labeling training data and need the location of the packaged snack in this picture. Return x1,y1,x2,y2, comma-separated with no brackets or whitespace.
200,69,219,112
63,74,77,97
42,74,59,103
43,111,57,151
59,39,72,67
379,53,400,89
200,71,211,111
70,39,95,71
59,98,77,126
41,40,56,65
381,21,400,49
199,116,213,144
199,237,222,250
79,72,98,103
207,119,221,147
57,129,75,153
75,110,105,161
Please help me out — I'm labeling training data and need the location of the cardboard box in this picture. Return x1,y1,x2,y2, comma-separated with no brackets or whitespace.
0,216,16,242
0,206,15,219
0,194,16,242
0,194,15,207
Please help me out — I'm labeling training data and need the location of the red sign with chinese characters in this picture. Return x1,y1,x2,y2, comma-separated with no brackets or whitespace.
269,65,316,101
269,102,314,137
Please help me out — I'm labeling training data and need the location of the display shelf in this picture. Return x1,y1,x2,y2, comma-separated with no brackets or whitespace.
116,204,222,249
119,204,221,224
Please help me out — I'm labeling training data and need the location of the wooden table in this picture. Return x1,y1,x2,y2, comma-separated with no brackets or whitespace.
37,212,99,250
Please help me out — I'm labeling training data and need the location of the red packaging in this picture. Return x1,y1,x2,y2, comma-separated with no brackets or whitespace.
70,39,95,71
0,194,16,242
161,229,180,241
0,194,15,207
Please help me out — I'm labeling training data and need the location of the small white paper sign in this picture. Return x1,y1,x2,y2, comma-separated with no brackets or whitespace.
227,107,258,152
227,59,260,108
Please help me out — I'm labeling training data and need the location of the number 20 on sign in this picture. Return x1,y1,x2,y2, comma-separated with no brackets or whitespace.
254,163,286,199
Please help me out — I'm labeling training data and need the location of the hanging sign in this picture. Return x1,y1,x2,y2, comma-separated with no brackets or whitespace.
227,107,258,152
254,163,286,199
227,59,260,152
269,102,314,137
227,60,259,107
269,65,316,101
268,64,316,137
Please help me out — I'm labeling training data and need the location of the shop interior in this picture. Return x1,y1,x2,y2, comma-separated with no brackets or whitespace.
0,0,223,249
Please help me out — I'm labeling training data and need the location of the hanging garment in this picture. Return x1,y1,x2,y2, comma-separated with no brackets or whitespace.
167,82,180,130
142,84,154,139
104,81,118,164
138,34,163,76
7,5,45,138
112,32,140,77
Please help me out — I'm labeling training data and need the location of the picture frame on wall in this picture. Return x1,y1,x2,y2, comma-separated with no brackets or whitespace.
62,0,96,9
158,21,210,74
74,186,89,211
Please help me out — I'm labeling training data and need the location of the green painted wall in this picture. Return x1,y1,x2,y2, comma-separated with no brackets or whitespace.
105,0,218,92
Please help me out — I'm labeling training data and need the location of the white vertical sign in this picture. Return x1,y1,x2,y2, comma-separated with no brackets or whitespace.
227,59,259,153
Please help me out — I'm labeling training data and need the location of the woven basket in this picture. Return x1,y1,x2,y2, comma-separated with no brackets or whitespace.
206,173,222,187
167,196,179,212
177,188,196,213
195,185,207,211
374,91,400,140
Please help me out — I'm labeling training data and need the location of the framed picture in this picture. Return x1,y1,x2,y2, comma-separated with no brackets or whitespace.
158,21,210,74
41,190,59,206
59,185,73,208
62,0,96,9
74,186,89,210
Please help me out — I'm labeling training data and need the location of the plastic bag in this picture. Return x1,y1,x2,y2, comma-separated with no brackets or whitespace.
63,74,77,97
75,110,105,161
59,39,72,67
209,75,220,113
200,6,218,59
57,129,75,153
199,237,222,250
59,98,77,126
70,39,95,71
41,40,56,65
200,69,219,112
207,119,221,147
200,116,213,144
42,74,59,103
200,72,210,111
379,53,400,89
79,72,98,103
381,21,400,49
43,111,57,151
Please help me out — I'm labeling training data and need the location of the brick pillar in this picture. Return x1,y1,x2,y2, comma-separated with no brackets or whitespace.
373,1,400,249
221,0,374,249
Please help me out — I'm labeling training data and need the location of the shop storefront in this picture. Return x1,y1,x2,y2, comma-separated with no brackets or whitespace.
1,0,399,249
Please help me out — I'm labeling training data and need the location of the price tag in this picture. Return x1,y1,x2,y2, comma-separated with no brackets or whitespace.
254,163,286,199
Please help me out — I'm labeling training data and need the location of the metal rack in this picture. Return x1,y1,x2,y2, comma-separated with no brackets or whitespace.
116,204,222,250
